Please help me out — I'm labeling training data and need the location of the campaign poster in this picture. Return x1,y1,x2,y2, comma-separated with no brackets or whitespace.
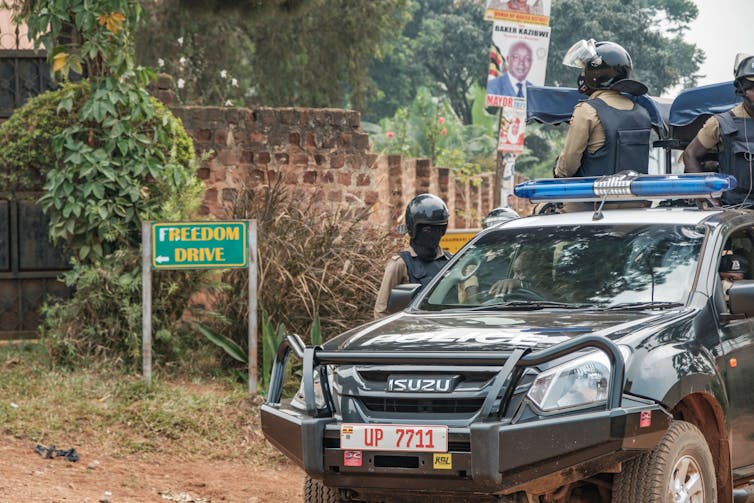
484,0,551,26
486,21,550,107
497,96,527,153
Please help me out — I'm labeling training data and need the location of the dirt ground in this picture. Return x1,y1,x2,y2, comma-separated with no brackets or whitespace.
0,434,304,502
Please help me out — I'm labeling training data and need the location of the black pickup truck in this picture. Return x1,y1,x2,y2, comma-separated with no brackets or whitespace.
262,181,754,502
261,82,754,502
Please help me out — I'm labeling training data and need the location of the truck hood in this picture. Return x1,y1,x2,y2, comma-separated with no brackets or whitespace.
324,309,691,353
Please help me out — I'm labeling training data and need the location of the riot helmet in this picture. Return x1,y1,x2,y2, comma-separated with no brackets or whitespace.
563,39,641,93
404,194,449,238
734,53,754,96
482,207,520,229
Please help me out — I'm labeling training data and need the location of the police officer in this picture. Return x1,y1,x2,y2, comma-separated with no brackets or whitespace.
481,206,520,229
719,253,749,304
683,54,754,207
554,39,652,180
374,194,451,318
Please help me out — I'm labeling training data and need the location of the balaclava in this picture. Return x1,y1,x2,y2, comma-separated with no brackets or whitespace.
411,224,446,261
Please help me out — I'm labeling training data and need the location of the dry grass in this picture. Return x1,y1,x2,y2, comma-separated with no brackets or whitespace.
213,174,398,344
0,340,285,464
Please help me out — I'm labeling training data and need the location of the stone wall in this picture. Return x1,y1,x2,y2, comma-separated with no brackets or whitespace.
171,105,502,230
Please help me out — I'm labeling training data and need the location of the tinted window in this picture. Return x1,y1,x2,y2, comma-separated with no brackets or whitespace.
420,224,706,310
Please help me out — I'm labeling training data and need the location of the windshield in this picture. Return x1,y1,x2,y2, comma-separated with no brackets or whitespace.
420,224,706,311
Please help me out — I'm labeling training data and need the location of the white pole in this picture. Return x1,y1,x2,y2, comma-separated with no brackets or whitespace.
248,220,258,396
142,221,152,385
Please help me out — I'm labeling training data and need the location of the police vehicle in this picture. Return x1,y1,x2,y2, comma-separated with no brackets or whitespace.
261,84,754,502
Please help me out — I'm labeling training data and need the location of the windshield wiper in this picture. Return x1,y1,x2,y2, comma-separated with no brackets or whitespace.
468,301,595,311
602,301,684,311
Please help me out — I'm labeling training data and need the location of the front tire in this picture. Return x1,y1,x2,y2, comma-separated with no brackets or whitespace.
612,420,716,503
304,476,342,503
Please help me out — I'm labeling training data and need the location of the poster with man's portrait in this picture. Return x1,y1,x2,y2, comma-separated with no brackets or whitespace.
486,21,550,107
484,0,551,26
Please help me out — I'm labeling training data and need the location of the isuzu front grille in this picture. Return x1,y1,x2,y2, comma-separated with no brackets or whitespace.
359,397,486,414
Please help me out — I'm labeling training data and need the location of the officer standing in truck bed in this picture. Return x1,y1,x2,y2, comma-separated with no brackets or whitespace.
554,39,652,180
683,54,754,207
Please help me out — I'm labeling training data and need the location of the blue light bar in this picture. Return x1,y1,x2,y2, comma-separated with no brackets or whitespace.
514,173,737,203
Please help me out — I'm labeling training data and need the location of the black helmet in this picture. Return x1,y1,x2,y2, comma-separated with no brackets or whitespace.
734,53,754,96
404,194,449,237
563,39,646,94
586,42,632,90
482,207,520,229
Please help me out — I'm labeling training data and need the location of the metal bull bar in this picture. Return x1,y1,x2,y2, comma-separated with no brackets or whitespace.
265,333,625,417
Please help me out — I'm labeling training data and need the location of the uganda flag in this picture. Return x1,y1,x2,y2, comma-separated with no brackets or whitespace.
488,43,504,79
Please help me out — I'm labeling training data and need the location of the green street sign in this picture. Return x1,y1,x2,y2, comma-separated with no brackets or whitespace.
151,221,248,269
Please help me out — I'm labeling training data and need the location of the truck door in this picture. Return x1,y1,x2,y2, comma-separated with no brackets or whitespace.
718,228,754,472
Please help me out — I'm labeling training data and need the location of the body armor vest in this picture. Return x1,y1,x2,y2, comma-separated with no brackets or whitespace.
716,111,754,206
399,251,451,288
575,98,652,178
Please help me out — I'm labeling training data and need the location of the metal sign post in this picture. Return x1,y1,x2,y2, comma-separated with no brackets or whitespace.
142,220,258,394
248,220,258,395
142,222,152,384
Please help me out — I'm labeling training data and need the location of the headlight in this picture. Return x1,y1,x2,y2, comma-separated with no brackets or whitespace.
290,367,331,412
527,348,628,412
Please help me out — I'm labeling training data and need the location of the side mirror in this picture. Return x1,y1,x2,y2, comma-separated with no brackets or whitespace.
728,281,754,317
387,283,422,314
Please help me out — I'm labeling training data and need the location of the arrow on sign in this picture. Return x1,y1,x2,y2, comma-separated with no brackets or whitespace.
155,256,170,264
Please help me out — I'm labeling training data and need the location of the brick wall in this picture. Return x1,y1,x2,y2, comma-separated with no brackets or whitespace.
171,105,502,230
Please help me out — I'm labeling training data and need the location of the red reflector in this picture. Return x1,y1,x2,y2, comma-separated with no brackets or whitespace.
344,450,362,467
639,411,652,428
730,358,738,368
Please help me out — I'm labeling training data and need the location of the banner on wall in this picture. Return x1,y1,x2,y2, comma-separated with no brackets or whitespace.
497,97,527,153
486,21,550,107
484,0,551,26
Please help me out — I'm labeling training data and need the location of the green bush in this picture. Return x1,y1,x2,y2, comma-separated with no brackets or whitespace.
3,0,210,371
0,85,83,197
0,82,197,262
0,82,208,369
0,82,194,199
40,250,211,369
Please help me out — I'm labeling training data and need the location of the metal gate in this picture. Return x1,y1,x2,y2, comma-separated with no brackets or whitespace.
0,200,71,340
0,15,55,120
0,20,69,339
0,49,54,119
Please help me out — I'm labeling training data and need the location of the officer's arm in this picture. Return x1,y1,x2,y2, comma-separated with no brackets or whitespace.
458,274,479,304
683,116,719,173
374,257,408,319
682,137,709,173
554,104,592,178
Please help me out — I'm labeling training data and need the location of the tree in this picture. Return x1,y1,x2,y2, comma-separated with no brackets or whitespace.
10,0,202,259
366,0,490,124
177,0,311,12
136,0,410,111
546,0,703,94
412,3,489,125
370,0,703,126
136,1,253,106
248,0,409,111
2,0,209,366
